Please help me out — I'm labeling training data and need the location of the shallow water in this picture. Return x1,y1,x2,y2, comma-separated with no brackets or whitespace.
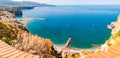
19,5,120,48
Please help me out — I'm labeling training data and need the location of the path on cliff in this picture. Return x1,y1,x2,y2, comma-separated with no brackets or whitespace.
0,40,40,58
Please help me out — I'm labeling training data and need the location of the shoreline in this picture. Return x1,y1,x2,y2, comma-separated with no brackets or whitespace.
53,43,98,53
1,10,120,58
16,17,101,53
53,44,80,53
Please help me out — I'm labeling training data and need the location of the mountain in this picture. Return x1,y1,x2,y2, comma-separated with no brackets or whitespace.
0,0,52,7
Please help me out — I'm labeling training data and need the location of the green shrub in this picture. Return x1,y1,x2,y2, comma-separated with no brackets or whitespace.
0,22,18,44
1,37,16,45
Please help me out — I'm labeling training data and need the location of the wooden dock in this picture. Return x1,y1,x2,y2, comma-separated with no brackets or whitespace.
64,37,72,48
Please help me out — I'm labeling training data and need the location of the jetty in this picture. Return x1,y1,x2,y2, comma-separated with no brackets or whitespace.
64,37,72,48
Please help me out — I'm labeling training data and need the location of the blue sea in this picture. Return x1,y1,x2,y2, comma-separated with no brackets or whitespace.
19,5,120,48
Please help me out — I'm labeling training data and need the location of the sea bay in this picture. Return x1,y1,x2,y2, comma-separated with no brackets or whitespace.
19,5,120,48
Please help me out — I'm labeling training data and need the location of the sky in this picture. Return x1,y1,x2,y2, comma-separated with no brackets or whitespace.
12,0,120,5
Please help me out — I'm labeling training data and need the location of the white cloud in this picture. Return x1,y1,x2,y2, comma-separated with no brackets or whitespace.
12,0,120,5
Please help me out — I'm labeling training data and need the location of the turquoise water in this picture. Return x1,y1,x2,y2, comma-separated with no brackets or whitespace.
20,5,120,48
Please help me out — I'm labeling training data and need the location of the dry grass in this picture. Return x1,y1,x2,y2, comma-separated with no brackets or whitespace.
14,31,51,55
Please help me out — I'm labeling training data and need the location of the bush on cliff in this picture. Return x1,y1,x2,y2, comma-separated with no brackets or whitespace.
0,21,18,44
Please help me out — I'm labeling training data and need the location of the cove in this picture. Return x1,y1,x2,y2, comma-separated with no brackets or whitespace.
20,5,120,48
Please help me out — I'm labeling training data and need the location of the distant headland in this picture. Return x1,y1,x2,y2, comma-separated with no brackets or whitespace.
0,0,56,19
0,0,56,8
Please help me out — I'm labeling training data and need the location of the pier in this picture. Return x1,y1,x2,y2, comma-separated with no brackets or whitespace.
64,37,72,48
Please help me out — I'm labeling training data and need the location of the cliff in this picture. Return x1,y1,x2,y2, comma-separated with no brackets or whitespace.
81,14,120,58
0,7,23,16
0,11,61,58
106,15,120,46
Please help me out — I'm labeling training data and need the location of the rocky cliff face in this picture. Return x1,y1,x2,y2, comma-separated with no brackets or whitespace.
106,14,120,46
0,7,23,16
0,11,15,21
9,10,22,16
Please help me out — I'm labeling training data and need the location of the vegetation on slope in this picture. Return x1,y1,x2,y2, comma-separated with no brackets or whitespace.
0,20,60,58
0,11,61,58
0,21,18,44
14,31,61,58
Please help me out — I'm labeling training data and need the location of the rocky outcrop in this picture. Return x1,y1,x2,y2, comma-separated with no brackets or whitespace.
0,11,15,21
9,10,22,16
0,7,23,16
106,14,120,46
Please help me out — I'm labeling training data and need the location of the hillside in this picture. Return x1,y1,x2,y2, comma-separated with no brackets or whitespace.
0,11,60,58
0,0,51,7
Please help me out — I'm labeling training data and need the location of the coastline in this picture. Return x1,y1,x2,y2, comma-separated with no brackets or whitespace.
13,9,120,57
53,44,80,53
1,10,120,58
14,14,120,57
15,17,83,53
16,17,101,52
53,42,100,54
